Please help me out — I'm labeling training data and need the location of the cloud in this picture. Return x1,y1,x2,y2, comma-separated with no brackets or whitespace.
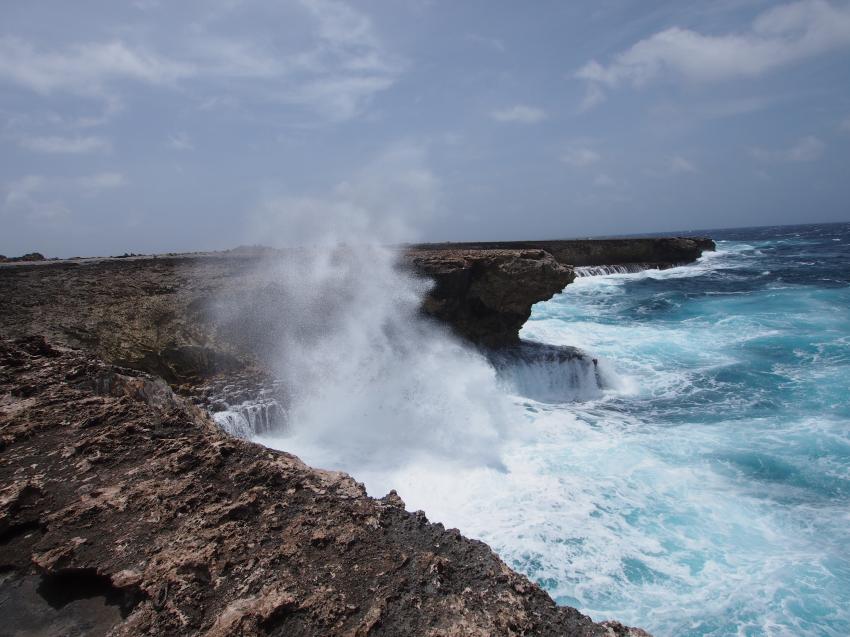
491,105,547,124
0,37,193,98
465,33,506,52
669,155,698,174
578,83,606,111
284,0,403,120
576,0,850,107
285,75,396,121
3,176,69,221
593,173,615,188
840,116,850,132
751,135,825,162
0,1,402,123
561,147,601,167
2,171,127,222
76,172,128,192
18,135,111,154
250,143,440,245
168,132,193,151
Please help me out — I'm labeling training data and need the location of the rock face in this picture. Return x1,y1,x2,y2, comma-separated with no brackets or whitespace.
0,248,577,380
0,237,714,635
412,237,715,269
0,252,46,263
405,248,574,347
0,337,649,637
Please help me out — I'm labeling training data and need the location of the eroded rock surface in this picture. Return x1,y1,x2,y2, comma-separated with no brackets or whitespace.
0,247,576,380
405,248,574,346
0,337,650,636
411,237,715,269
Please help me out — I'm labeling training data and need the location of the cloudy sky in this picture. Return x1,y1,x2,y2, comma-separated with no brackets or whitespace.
2,0,850,257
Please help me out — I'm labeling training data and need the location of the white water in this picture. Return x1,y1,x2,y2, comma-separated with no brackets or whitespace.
213,397,285,439
256,239,850,636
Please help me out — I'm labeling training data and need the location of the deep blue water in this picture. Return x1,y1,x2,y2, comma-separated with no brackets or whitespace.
515,222,850,636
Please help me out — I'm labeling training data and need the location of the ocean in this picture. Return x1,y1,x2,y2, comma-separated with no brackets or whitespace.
255,222,850,637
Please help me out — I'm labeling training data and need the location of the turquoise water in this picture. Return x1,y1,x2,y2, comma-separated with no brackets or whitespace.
514,223,850,636
260,222,850,636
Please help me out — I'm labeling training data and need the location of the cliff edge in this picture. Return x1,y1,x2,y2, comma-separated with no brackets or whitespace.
0,336,649,637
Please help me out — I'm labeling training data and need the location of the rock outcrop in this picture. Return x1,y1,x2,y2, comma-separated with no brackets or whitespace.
0,336,649,637
405,248,574,346
0,237,715,635
0,247,576,380
411,237,715,269
0,252,46,263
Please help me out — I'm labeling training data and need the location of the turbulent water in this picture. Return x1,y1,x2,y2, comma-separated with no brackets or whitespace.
255,222,850,637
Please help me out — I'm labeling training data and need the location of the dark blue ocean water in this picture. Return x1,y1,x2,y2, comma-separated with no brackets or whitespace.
515,222,850,636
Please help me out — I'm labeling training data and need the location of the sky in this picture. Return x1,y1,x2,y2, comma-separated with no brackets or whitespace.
1,0,850,257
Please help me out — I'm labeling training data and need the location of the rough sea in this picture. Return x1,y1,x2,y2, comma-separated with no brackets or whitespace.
255,222,850,637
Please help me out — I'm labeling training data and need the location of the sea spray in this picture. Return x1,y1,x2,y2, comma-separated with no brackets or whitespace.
253,244,515,474
221,145,519,479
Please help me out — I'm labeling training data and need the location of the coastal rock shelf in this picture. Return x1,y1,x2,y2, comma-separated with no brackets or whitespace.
405,248,574,346
0,237,714,380
0,337,649,636
0,237,714,635
410,237,716,269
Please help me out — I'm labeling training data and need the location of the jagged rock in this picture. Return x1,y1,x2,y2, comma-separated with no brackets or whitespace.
0,338,650,636
405,248,574,346
0,252,46,263
412,237,715,268
0,247,576,380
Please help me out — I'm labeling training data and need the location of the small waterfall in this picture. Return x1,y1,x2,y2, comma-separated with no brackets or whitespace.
212,397,286,439
574,262,689,277
488,341,609,403
575,264,651,277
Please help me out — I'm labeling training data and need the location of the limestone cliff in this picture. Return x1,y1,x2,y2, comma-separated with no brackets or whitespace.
405,248,573,347
411,237,715,268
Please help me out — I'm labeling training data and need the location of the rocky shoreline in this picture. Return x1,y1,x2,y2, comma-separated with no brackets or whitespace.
0,237,713,636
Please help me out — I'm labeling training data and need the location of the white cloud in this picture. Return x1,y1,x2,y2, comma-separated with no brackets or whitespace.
286,75,396,121
751,136,825,162
576,0,850,107
593,173,615,188
3,176,69,221
491,105,547,124
19,135,111,154
670,155,698,174
168,132,193,151
0,37,193,98
250,143,440,245
579,83,606,111
465,33,506,52
76,172,128,192
284,0,403,120
561,147,601,167
0,1,402,123
3,172,127,221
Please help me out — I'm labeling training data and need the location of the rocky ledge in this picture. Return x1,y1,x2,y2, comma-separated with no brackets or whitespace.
411,237,715,270
405,248,573,347
0,237,713,376
0,336,649,637
0,237,714,635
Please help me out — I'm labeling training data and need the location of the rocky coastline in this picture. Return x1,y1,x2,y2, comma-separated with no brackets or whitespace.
0,237,713,636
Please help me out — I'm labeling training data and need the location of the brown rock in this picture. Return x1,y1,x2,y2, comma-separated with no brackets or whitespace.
0,337,649,636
